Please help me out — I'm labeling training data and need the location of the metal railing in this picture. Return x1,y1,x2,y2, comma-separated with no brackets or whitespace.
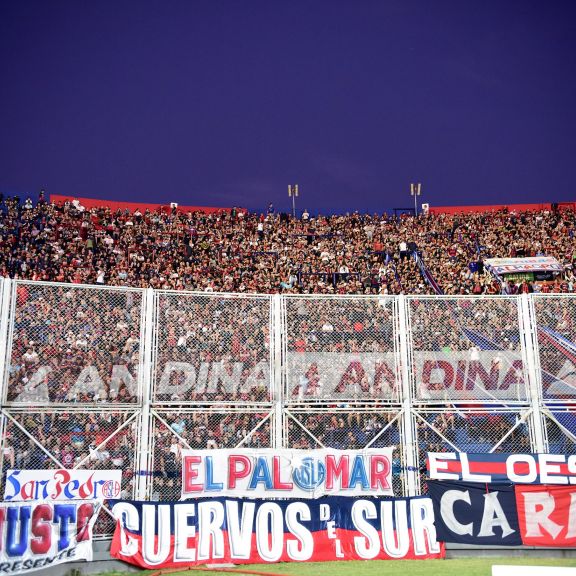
0,280,574,536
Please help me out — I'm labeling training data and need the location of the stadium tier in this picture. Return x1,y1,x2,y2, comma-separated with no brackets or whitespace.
0,194,574,295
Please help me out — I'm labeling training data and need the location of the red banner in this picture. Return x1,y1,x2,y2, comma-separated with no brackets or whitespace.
515,485,576,547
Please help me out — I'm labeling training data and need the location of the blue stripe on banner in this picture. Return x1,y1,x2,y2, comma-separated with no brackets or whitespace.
540,327,576,354
461,327,500,351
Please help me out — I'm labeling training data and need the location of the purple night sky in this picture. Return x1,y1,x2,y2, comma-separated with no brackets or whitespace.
1,0,575,214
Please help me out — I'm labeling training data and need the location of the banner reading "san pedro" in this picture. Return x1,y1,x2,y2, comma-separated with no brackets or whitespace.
110,496,443,569
181,448,395,499
4,469,122,501
0,500,101,574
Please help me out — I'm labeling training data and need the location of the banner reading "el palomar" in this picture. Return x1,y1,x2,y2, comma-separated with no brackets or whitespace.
181,448,395,499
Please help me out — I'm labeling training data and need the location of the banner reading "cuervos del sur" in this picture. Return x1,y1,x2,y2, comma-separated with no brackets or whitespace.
181,448,395,499
0,500,101,575
110,496,443,568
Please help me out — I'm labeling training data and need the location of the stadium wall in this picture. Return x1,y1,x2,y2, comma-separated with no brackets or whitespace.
0,278,574,541
49,193,245,214
428,201,576,214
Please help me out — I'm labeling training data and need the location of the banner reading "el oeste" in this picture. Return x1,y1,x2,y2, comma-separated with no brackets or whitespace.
427,452,576,484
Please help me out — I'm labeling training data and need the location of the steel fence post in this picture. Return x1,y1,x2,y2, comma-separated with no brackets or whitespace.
398,295,418,496
273,294,284,448
520,293,545,452
0,278,12,405
137,287,155,500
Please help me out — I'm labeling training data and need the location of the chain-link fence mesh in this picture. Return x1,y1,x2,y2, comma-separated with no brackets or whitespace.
544,410,576,454
407,296,527,403
414,408,533,494
147,408,274,500
284,296,399,402
152,291,273,403
284,408,406,496
533,295,576,402
0,408,139,537
1,284,575,534
5,281,144,404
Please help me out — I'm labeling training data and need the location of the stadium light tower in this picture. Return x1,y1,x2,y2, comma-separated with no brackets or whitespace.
288,184,299,218
410,182,422,216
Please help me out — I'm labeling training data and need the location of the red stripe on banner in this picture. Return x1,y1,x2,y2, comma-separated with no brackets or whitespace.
50,194,243,215
515,485,576,547
436,461,463,473
428,202,554,215
433,460,510,476
527,464,570,476
537,329,576,369
111,525,444,569
468,462,508,475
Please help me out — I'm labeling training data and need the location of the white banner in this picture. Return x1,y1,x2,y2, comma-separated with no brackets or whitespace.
3,469,122,501
181,448,395,499
9,350,529,404
0,500,100,574
11,348,530,403
485,256,563,275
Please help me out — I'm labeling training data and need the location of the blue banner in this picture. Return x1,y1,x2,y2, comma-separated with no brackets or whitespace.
426,480,522,546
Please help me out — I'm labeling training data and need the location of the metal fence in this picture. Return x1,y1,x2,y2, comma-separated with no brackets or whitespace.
0,280,575,537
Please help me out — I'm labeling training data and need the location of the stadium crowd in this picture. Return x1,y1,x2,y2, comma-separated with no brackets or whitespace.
1,194,575,502
0,195,574,295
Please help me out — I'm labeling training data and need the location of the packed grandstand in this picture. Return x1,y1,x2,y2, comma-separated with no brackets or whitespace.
0,193,575,553
0,194,575,295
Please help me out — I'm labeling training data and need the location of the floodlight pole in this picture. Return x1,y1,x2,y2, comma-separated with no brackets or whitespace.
410,182,421,216
288,184,299,218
